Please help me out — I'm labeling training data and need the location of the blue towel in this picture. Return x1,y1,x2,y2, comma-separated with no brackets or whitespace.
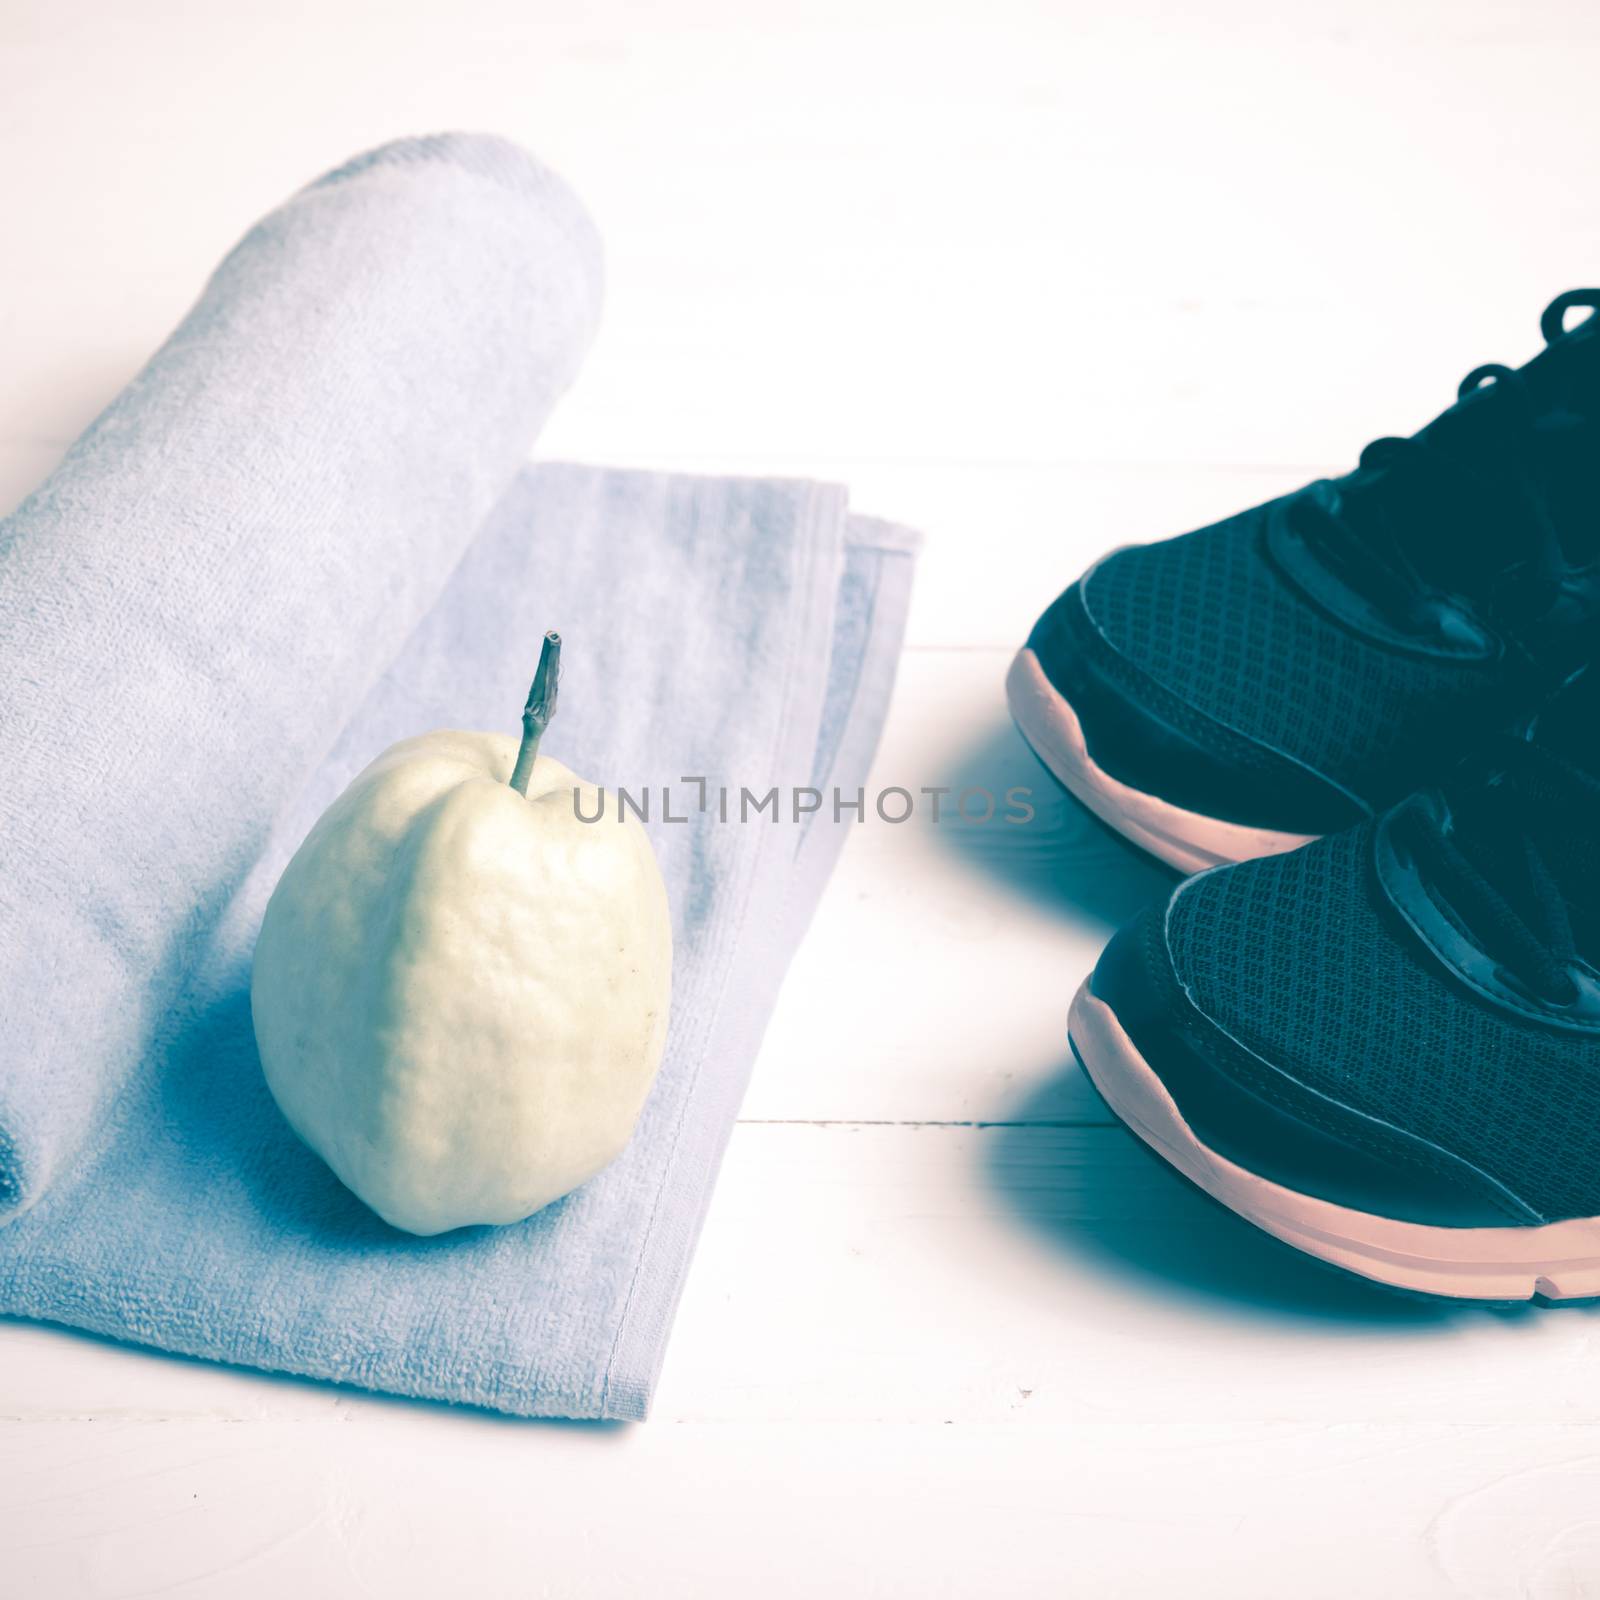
0,137,916,1418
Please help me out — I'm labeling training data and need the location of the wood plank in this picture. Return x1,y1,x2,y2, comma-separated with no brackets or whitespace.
5,1417,1600,1596
661,1124,1600,1428
6,1,1597,476
8,1122,1600,1432
3,1414,1600,1600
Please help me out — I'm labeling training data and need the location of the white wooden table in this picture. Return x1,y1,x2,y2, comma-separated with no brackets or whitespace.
5,2,1600,1593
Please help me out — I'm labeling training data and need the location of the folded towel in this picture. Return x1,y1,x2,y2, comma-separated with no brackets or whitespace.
0,138,916,1418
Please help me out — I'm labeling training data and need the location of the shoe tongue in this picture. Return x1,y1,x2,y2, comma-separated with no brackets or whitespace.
1511,671,1600,954
1415,320,1600,569
1437,669,1600,965
1358,444,1521,591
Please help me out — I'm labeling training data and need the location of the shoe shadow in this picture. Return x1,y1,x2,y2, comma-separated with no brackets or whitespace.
986,1067,1479,1327
938,720,1176,936
938,713,1513,1326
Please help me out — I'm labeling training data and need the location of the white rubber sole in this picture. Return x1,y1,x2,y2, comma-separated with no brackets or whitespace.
1005,646,1317,873
1069,983,1600,1301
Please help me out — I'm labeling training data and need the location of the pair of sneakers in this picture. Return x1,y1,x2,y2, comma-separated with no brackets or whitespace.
1010,291,1600,1301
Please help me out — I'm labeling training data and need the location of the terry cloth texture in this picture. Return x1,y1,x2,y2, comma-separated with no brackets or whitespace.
0,135,917,1419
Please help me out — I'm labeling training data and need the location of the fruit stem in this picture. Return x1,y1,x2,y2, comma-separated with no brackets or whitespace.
510,630,561,796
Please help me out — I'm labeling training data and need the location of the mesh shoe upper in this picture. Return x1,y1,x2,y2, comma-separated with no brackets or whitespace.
1061,293,1600,822
1082,511,1506,806
1164,822,1600,1222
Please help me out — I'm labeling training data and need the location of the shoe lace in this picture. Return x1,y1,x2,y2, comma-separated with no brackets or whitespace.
1298,290,1600,640
1408,733,1600,1006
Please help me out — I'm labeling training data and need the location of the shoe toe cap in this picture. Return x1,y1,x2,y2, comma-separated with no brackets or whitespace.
1028,574,1363,836
1088,899,1542,1229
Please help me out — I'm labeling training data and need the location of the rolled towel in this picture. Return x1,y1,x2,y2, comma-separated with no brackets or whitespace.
0,136,602,1219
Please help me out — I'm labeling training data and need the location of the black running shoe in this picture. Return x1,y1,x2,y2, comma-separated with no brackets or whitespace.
1009,291,1600,873
1068,666,1600,1300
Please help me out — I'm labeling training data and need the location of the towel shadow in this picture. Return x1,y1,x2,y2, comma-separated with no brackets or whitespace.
937,713,1530,1327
